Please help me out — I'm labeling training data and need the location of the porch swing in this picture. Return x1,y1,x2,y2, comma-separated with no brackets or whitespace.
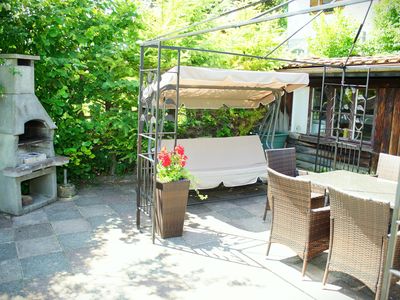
142,65,309,189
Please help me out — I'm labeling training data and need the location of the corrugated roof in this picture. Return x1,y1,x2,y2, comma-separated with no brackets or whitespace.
282,55,400,69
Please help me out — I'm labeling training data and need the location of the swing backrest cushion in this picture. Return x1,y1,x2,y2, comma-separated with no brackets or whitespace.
161,135,267,189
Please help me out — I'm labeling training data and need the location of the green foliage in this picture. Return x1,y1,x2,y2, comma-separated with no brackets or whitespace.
139,0,286,71
178,107,268,138
139,0,283,139
0,0,288,180
0,0,141,180
373,0,400,53
308,9,358,57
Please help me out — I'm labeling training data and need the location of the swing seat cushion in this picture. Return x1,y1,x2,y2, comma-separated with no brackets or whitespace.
161,135,267,189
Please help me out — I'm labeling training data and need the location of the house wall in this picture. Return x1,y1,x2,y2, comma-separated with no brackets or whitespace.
289,75,400,172
287,1,376,56
290,87,310,134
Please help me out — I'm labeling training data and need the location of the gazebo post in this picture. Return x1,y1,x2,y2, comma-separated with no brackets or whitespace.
173,49,181,148
151,41,163,244
136,46,145,230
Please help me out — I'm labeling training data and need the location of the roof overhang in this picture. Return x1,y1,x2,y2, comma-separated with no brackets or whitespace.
281,65,400,78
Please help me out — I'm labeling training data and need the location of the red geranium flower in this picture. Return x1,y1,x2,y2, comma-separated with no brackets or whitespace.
161,155,171,167
158,147,168,160
175,145,185,156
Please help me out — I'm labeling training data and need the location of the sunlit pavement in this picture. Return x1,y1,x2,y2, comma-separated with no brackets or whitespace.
0,181,397,299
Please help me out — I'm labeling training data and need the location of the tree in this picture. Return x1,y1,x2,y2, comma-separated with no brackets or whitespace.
0,0,142,179
308,8,358,57
139,0,286,138
373,0,400,53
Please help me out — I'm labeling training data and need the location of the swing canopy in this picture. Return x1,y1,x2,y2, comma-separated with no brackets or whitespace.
144,66,309,109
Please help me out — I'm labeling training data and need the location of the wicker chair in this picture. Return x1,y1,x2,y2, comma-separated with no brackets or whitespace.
266,167,330,276
376,152,400,181
264,148,296,220
263,148,314,221
266,148,297,177
323,188,400,299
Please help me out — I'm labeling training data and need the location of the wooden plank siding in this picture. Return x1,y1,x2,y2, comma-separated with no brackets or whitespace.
287,134,372,173
373,88,400,155
390,89,400,155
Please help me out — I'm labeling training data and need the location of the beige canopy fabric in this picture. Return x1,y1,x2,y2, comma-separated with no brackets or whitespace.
144,66,309,109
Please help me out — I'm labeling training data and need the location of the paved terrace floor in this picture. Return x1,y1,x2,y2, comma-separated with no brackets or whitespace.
0,181,399,300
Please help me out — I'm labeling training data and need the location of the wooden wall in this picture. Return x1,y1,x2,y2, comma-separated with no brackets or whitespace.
374,88,400,155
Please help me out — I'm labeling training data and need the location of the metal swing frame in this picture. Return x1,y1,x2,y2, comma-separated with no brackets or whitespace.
135,0,375,246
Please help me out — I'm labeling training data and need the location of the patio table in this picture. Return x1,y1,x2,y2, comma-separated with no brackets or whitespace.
300,170,397,208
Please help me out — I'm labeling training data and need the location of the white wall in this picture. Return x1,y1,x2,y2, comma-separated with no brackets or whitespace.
286,1,377,55
291,87,310,134
287,0,312,56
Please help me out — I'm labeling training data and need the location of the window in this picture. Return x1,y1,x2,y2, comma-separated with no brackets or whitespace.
310,88,327,135
308,87,376,142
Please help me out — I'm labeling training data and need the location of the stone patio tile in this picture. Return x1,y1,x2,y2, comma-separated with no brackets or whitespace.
15,223,54,241
182,229,221,247
58,231,98,251
65,246,99,273
103,194,133,205
203,200,240,212
97,187,120,196
119,189,136,198
45,206,82,222
230,194,265,206
195,210,232,225
77,186,99,196
87,215,122,231
0,258,22,283
20,252,70,280
107,203,135,216
78,205,116,218
16,236,61,259
0,214,12,229
241,202,266,218
44,201,76,211
229,216,268,233
74,196,106,207
215,206,255,220
187,204,213,215
0,280,25,297
0,242,17,261
0,228,14,244
13,210,48,228
51,218,91,235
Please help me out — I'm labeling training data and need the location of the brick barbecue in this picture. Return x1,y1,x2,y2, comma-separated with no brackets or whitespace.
0,54,68,215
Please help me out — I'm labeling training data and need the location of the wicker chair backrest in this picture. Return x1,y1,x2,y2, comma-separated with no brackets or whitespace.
266,148,297,178
328,187,391,293
267,167,312,257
